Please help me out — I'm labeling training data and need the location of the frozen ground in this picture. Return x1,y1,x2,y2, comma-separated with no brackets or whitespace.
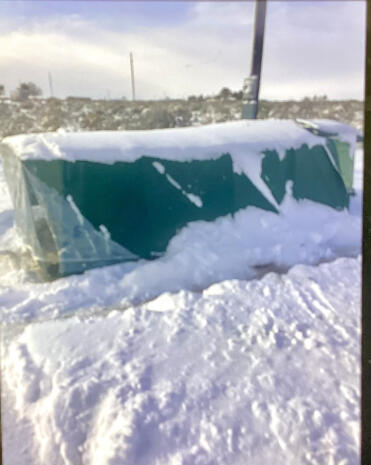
0,146,363,465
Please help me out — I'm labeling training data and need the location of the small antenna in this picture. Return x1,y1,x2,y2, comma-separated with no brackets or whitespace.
48,71,54,97
130,52,136,101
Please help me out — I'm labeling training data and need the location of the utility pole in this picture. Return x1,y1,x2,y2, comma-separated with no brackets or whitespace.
130,52,136,101
48,71,54,98
242,0,267,119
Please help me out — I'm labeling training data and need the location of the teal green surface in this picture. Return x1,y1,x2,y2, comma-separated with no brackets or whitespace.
24,154,277,262
5,141,350,278
261,144,349,209
326,139,354,192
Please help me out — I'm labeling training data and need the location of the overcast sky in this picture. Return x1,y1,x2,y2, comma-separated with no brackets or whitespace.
0,1,366,100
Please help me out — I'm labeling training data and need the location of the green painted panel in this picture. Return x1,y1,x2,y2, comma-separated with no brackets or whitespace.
326,139,354,191
24,154,277,265
260,144,349,210
4,141,351,279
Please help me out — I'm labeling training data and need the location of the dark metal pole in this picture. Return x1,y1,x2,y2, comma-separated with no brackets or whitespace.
242,0,267,119
251,0,266,108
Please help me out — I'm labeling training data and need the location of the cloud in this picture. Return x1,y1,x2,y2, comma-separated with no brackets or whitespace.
260,1,366,98
0,1,365,100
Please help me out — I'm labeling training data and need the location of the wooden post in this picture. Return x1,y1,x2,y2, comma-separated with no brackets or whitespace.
130,52,136,101
48,71,54,98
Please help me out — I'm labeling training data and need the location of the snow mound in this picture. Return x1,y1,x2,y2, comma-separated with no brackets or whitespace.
0,191,361,324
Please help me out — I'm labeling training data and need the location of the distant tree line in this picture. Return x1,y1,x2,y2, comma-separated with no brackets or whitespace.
188,88,330,103
187,87,243,102
0,82,336,103
0,82,42,101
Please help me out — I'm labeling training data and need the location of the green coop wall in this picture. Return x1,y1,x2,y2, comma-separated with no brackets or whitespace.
2,137,351,279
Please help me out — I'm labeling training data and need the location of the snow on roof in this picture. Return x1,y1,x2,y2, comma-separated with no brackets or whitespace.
0,119,358,212
0,119,358,166
299,118,360,154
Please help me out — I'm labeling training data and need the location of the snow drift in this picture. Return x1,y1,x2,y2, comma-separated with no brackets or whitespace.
0,119,358,278
2,256,361,465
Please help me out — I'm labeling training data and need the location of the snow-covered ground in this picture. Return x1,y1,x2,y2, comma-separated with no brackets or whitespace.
2,257,361,465
1,145,363,465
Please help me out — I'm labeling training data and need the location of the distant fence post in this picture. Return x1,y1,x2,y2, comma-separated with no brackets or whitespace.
130,52,136,101
48,71,54,98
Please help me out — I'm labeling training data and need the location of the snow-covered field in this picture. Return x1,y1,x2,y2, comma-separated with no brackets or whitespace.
0,145,363,465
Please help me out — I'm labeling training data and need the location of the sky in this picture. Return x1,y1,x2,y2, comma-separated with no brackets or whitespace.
0,1,366,100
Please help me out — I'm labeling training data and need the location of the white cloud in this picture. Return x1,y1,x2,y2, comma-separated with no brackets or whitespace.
260,1,366,99
189,1,254,28
0,1,365,100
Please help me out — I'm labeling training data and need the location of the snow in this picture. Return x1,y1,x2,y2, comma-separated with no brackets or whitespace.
1,119,357,218
152,161,166,174
3,257,361,465
311,119,361,156
186,193,203,208
153,161,203,207
66,195,85,225
0,120,357,169
0,174,362,324
0,136,363,465
0,119,357,216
